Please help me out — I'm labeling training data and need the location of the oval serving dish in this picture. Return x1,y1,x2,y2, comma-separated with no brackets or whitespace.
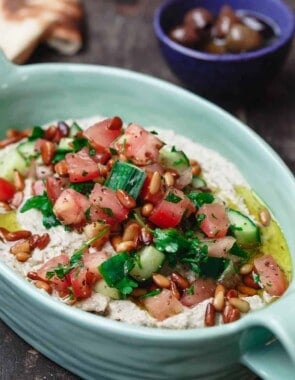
0,52,295,380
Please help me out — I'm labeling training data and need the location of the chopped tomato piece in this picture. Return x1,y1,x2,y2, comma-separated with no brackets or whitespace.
205,236,236,258
149,188,195,228
69,267,93,300
143,289,183,321
89,183,129,224
65,150,100,183
32,180,46,196
113,124,163,165
140,171,165,205
181,278,216,307
0,177,15,202
83,251,109,280
53,189,90,226
254,255,287,296
84,117,123,152
46,176,69,203
197,203,230,238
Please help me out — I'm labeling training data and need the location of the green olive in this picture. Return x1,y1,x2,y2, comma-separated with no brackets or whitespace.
226,24,262,53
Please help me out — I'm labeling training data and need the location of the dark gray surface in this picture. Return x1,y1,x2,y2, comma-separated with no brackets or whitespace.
0,0,294,379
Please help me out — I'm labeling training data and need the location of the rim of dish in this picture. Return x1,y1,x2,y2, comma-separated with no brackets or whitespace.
153,0,295,62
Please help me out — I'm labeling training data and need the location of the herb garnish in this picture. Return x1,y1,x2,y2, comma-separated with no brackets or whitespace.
28,126,45,141
20,192,61,229
140,289,161,299
187,191,214,208
69,181,95,196
165,192,181,203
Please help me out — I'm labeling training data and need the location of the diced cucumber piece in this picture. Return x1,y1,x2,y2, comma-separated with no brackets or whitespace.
191,175,207,189
130,245,165,282
227,209,261,247
159,146,189,175
0,149,27,181
17,140,37,162
57,137,74,152
69,122,82,137
105,160,146,199
94,279,121,300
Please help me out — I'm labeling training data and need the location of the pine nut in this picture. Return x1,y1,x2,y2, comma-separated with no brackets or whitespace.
149,171,161,195
163,171,175,187
226,289,238,300
54,160,68,176
259,208,271,227
27,271,41,281
0,201,12,211
15,251,31,262
152,273,171,289
131,288,147,297
0,227,32,242
141,203,154,217
237,284,257,296
228,297,250,313
111,235,122,251
213,284,225,312
222,304,240,324
171,272,189,289
205,303,216,327
239,263,253,275
140,228,153,245
191,163,201,176
122,223,140,242
170,280,180,300
45,125,58,141
35,280,52,294
243,274,261,289
116,189,136,209
0,136,23,149
10,240,31,254
41,141,56,165
116,240,136,252
13,170,25,191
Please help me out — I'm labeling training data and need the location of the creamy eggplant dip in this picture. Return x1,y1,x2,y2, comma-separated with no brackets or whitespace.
0,116,291,328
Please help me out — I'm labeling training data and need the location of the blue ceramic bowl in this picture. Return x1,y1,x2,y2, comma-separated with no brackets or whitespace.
154,0,295,96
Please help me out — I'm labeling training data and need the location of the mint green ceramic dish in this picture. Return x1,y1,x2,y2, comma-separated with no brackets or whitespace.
0,51,295,380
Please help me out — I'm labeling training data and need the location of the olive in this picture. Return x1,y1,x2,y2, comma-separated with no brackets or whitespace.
226,24,262,53
169,24,200,47
184,7,214,30
213,5,240,38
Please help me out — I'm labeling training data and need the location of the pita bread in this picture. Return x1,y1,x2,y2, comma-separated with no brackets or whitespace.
0,0,83,64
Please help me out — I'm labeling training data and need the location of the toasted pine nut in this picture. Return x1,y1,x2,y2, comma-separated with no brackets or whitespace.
243,274,261,289
84,222,110,249
228,297,250,313
116,189,136,209
122,223,140,242
54,160,68,176
140,228,153,245
170,280,180,300
45,125,58,140
141,203,154,217
98,164,108,177
27,271,41,281
213,285,225,312
131,288,147,297
0,227,31,242
191,163,201,176
41,141,56,165
35,280,52,294
0,201,12,211
10,240,31,254
237,284,257,296
152,273,170,289
163,171,175,187
226,289,238,300
116,240,136,252
111,235,122,250
0,136,23,149
6,128,23,138
259,208,271,227
205,303,216,327
171,272,189,289
149,171,161,195
239,263,254,275
13,170,25,191
15,251,31,262
222,304,240,324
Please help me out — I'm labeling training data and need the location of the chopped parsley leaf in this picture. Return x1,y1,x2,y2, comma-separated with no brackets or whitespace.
187,191,214,208
102,207,114,217
140,289,161,299
165,192,181,203
28,126,45,141
69,181,95,196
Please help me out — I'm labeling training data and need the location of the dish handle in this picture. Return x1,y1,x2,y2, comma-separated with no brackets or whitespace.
0,49,16,76
240,291,295,380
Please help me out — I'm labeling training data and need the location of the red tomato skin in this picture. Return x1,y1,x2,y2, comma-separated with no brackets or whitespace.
89,183,129,224
37,254,69,280
46,177,68,203
83,251,108,279
149,189,195,228
84,117,122,152
181,278,216,307
65,149,100,183
143,289,183,321
69,267,92,300
113,124,163,165
198,203,230,238
254,255,287,296
32,180,45,196
53,189,90,226
0,177,15,202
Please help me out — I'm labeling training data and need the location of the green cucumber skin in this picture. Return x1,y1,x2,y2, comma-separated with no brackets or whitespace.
130,246,165,282
105,160,146,199
94,279,121,300
227,209,261,247
17,141,36,161
0,148,28,181
57,137,74,152
69,122,82,137
159,147,189,174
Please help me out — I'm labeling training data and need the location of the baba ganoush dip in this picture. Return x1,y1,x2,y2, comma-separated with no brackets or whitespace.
0,116,291,329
